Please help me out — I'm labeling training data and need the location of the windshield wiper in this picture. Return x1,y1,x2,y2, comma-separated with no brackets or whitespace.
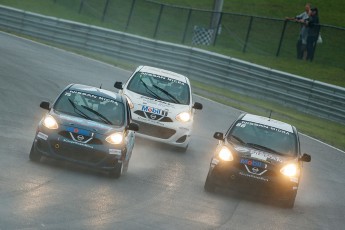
139,78,163,100
68,99,92,120
80,105,113,125
229,135,246,144
153,85,180,104
246,143,283,155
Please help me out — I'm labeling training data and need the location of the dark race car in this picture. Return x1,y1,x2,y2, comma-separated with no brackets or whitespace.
30,84,139,178
204,113,311,208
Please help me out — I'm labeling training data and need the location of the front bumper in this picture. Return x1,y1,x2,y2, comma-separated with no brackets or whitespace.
33,128,124,170
133,118,192,147
208,160,299,198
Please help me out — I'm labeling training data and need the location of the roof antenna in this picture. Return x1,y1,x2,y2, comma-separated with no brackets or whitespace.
100,84,102,89
268,110,272,120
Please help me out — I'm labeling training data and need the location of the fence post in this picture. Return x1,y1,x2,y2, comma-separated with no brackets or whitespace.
78,0,84,14
243,16,253,53
276,20,287,57
182,9,192,44
213,12,223,46
101,0,110,22
153,4,164,39
125,0,136,31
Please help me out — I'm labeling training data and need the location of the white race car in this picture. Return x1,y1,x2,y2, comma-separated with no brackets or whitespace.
115,66,202,151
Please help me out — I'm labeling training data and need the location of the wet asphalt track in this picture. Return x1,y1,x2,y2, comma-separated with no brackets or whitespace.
0,32,344,230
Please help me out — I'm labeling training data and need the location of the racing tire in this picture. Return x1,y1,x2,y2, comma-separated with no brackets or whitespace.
204,172,216,193
109,162,123,179
29,143,41,162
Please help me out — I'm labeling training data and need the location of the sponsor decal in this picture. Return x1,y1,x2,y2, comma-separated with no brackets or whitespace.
250,153,267,161
62,138,93,149
66,127,90,136
139,96,176,108
140,72,186,85
236,121,291,135
37,132,48,140
109,149,122,155
68,90,117,103
142,105,167,116
141,96,170,106
240,158,267,168
250,149,283,162
235,146,249,152
239,171,269,182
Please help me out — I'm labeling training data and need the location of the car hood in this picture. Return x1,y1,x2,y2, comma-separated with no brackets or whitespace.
51,110,121,135
232,144,296,165
125,90,191,115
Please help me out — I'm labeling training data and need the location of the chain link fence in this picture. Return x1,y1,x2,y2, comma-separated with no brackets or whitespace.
53,0,344,69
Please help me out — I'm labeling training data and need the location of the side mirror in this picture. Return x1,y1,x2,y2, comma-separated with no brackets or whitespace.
193,102,203,110
40,101,50,110
114,81,123,90
213,132,224,141
127,122,139,132
300,153,311,162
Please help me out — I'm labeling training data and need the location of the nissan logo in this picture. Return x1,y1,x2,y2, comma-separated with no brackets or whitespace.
252,167,259,174
150,114,157,119
77,135,85,141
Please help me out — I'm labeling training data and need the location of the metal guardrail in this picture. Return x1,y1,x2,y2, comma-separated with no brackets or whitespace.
1,5,345,124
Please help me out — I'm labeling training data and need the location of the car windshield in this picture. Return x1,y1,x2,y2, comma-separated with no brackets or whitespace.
53,89,125,126
126,72,190,105
227,120,298,156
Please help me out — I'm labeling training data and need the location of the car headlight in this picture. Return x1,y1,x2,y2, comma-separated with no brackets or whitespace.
43,115,58,129
125,95,134,109
218,146,233,161
280,163,298,177
176,111,191,122
106,132,124,145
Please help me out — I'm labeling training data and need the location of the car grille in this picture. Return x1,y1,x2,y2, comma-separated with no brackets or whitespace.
51,140,106,164
59,131,103,145
134,120,176,139
238,162,277,178
134,110,173,122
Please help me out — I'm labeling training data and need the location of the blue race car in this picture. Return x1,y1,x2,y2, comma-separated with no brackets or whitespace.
30,84,139,178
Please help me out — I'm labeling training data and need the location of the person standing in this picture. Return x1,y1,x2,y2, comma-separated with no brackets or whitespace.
305,7,320,61
286,3,311,59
